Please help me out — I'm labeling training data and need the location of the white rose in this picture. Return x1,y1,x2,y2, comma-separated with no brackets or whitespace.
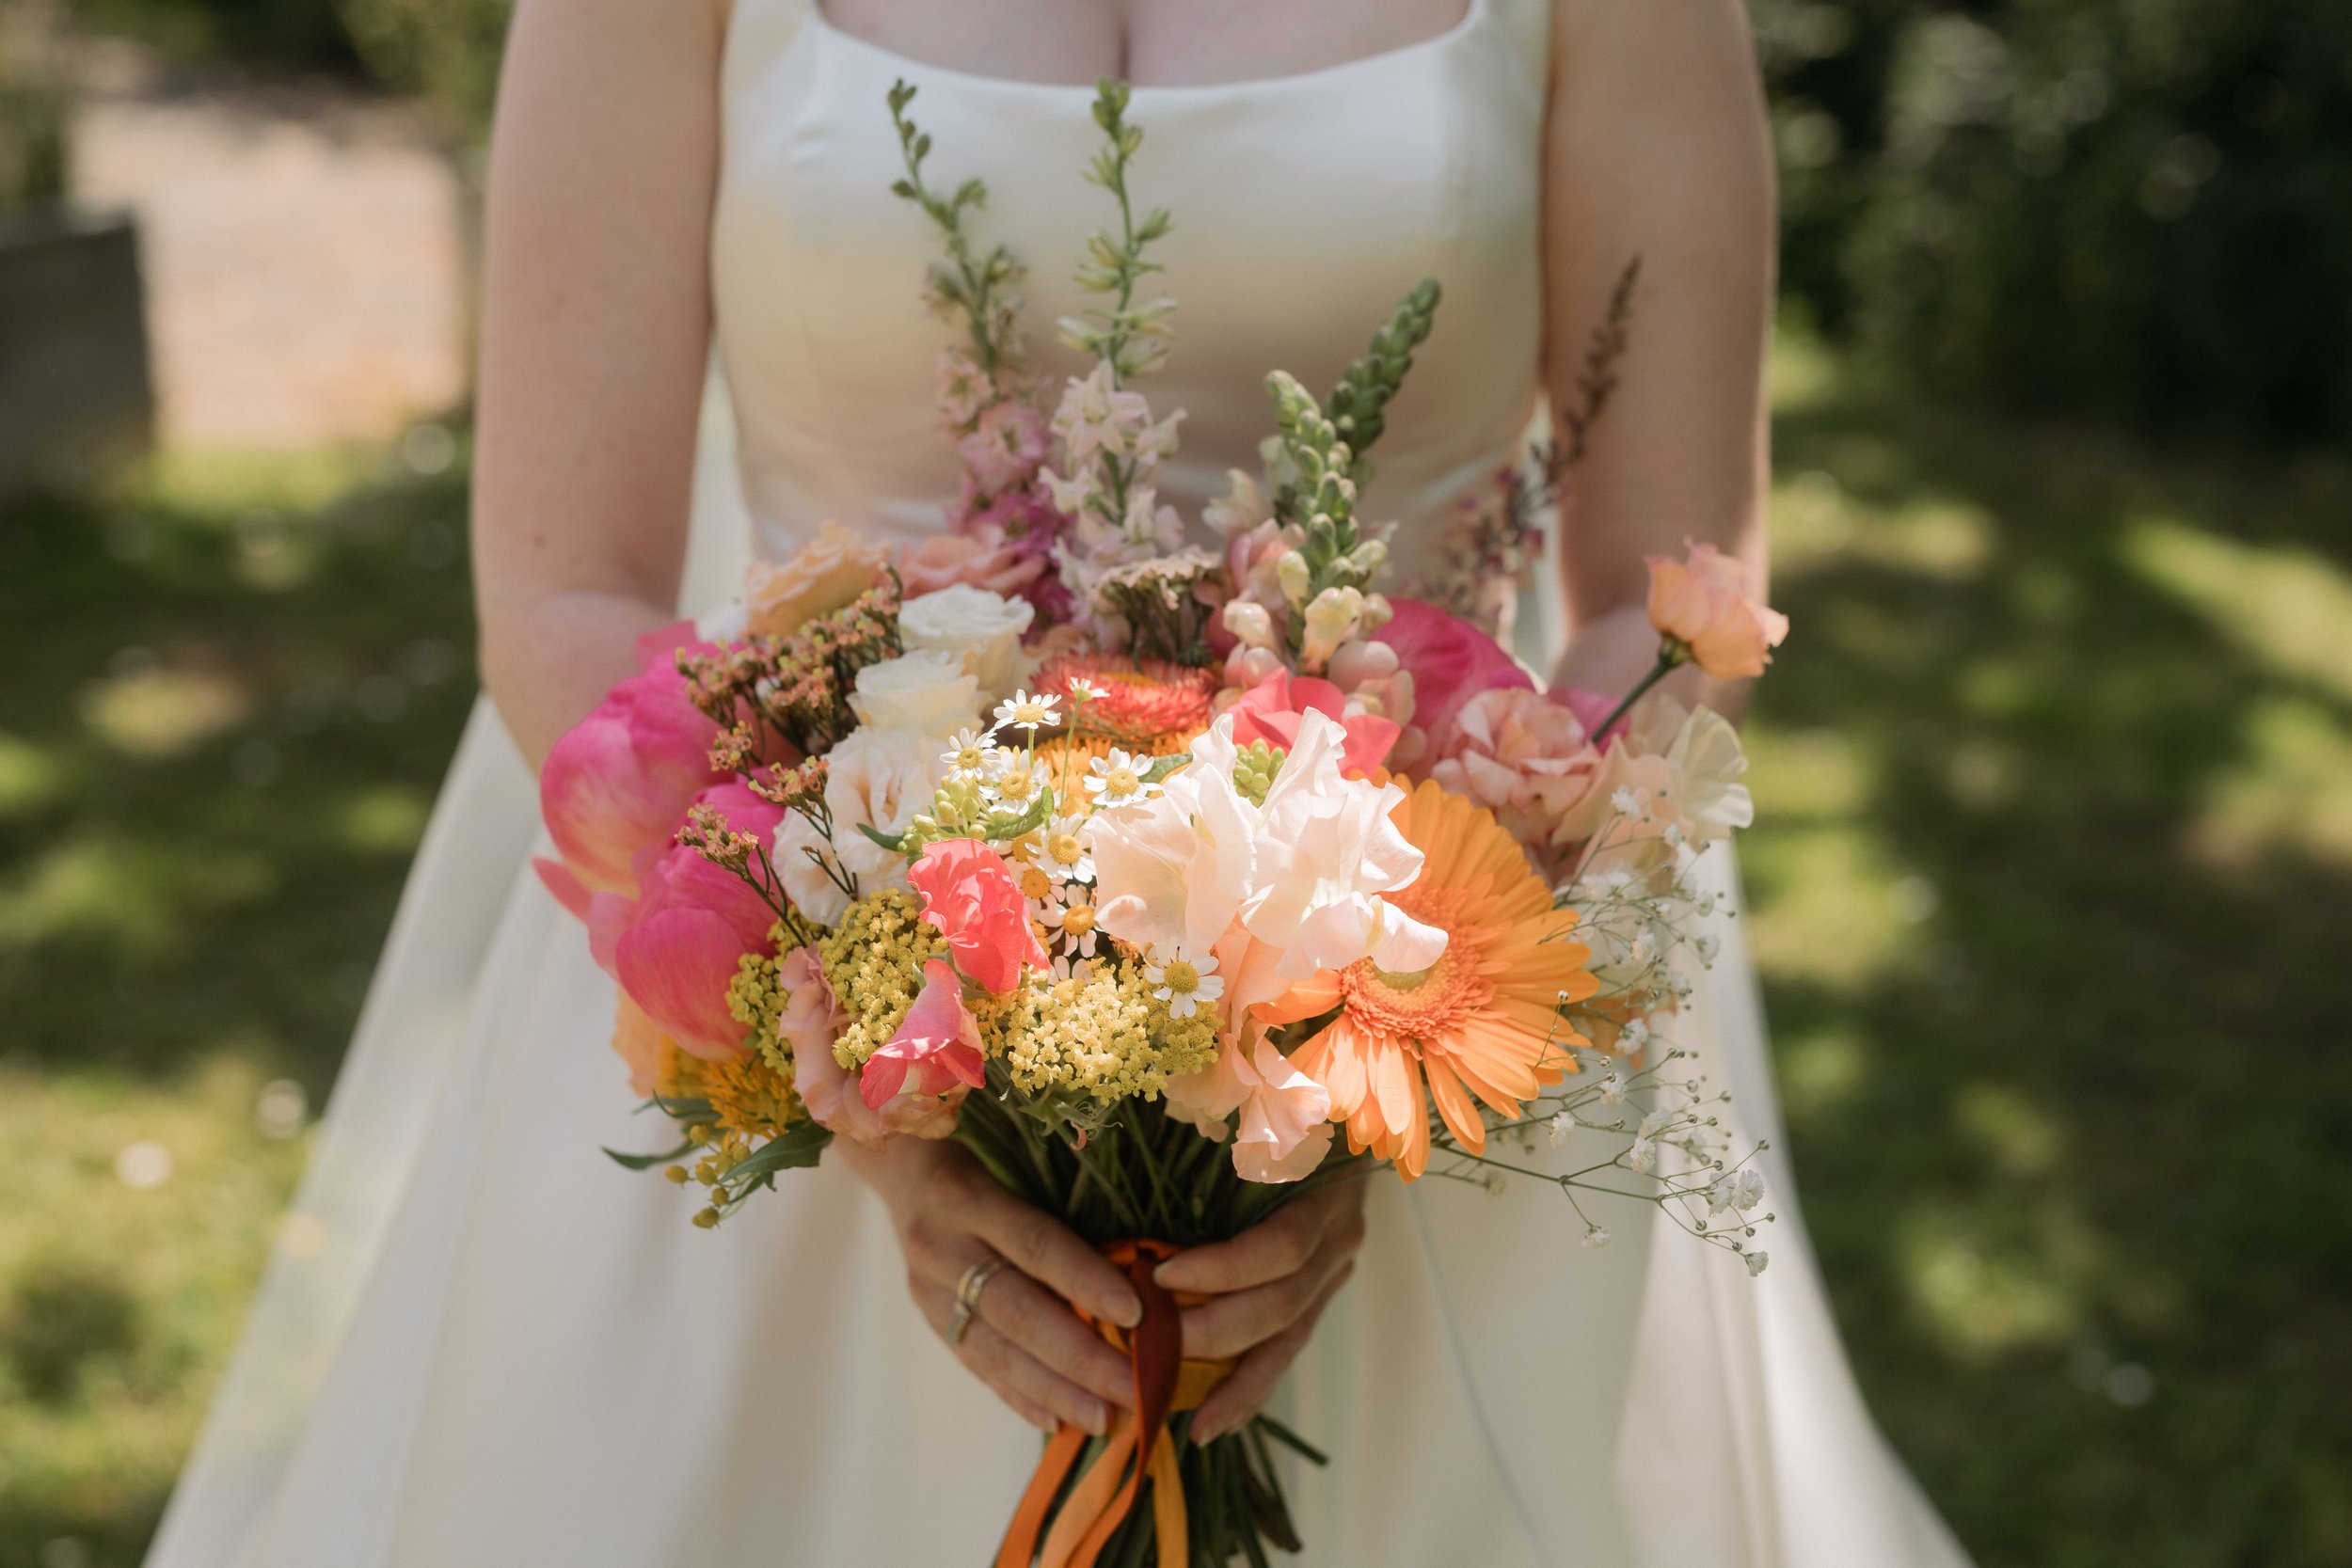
850,650,978,738
899,584,1037,705
772,728,945,924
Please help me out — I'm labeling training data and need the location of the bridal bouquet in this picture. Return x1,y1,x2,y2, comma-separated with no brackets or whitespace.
532,79,1788,1568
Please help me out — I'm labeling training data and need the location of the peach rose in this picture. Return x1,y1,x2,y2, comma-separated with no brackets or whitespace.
1644,542,1789,681
898,526,1048,599
744,520,890,637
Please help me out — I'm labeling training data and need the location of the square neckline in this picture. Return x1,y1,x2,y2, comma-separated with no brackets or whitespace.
806,0,1490,100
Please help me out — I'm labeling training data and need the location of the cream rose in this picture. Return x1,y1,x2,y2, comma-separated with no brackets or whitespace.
772,728,945,924
743,519,891,638
850,650,980,738
898,584,1037,705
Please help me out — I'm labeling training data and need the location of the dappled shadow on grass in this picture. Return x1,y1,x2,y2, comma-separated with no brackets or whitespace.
0,451,479,1089
0,449,476,1564
1748,369,2352,1567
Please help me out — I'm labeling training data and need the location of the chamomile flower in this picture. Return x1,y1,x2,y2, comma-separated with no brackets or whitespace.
1037,814,1095,885
1066,677,1107,704
939,727,1002,782
1144,942,1222,1020
1049,888,1104,958
991,753,1043,810
993,689,1062,733
1049,951,1094,983
1085,748,1159,808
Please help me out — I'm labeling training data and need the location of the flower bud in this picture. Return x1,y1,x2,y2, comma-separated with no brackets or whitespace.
1221,598,1277,650
1225,644,1286,689
1346,538,1390,578
1359,593,1395,634
1327,638,1399,691
1276,549,1311,604
1299,585,1366,673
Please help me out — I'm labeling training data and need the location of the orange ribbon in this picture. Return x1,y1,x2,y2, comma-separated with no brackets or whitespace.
995,1240,1232,1568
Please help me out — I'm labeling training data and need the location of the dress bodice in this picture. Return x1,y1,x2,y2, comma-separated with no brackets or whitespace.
711,0,1550,577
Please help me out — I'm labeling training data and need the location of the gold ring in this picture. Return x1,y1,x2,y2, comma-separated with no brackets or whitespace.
946,1254,1009,1347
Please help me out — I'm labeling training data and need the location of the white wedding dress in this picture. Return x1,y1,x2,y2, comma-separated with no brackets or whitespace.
147,1,1976,1563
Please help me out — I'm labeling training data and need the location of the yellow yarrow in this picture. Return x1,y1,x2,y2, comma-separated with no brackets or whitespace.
818,889,944,1069
983,958,1219,1105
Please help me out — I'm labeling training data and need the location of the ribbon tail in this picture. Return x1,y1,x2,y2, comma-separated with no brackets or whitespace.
1039,1414,1138,1568
1148,1427,1187,1565
997,1422,1089,1568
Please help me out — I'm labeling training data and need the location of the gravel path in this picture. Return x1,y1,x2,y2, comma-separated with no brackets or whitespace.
68,40,469,450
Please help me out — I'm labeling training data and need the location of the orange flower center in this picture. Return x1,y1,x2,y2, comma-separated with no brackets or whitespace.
1337,886,1495,1047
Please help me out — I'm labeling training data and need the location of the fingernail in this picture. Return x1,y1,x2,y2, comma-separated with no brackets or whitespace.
1152,1261,1182,1291
1028,1407,1057,1433
1108,1290,1142,1327
1083,1399,1110,1435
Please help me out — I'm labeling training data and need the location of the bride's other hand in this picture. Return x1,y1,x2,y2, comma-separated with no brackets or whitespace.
840,1135,1142,1434
1155,1179,1368,1441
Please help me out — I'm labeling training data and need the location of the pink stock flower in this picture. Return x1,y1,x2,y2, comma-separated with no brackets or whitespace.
533,638,724,917
1645,541,1789,680
958,402,1051,498
859,958,987,1111
594,782,783,1059
1225,672,1400,779
1428,688,1603,852
1373,597,1534,759
908,838,1050,994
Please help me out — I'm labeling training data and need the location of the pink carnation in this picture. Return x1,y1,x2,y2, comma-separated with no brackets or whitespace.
908,838,1049,994
1373,597,1534,760
1429,688,1603,851
859,958,987,1111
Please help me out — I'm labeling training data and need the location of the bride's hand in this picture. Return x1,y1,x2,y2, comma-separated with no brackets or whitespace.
1157,1178,1368,1441
845,1135,1142,1434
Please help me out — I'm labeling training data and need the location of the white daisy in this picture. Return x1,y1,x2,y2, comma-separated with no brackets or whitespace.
1049,952,1094,983
1084,748,1159,808
1049,888,1103,958
1144,942,1223,1020
1036,813,1095,885
992,689,1063,733
1067,677,1107,704
939,727,1003,782
990,753,1043,809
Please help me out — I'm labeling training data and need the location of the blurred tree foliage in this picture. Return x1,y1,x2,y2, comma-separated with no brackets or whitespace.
331,0,505,133
0,0,71,204
1759,0,2352,446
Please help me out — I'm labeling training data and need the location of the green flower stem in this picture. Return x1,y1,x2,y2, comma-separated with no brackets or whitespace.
1589,645,1684,742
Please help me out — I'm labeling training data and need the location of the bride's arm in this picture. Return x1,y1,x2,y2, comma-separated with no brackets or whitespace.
470,0,728,769
1541,0,1777,715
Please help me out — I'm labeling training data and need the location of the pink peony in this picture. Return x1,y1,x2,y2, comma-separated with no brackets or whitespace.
533,640,723,917
1225,672,1400,779
594,782,783,1059
907,838,1049,994
1645,541,1789,681
1429,688,1603,851
1373,597,1535,759
859,958,987,1111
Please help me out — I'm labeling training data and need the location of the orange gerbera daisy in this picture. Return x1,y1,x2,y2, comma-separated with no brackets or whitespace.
1262,778,1597,1180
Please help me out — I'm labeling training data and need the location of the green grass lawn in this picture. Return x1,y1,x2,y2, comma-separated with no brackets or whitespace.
2,356,2349,1566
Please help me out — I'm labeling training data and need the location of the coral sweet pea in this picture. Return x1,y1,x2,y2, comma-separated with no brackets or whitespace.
859,958,987,1111
1225,671,1400,778
1644,541,1789,680
907,838,1049,994
534,631,723,918
1372,596,1534,756
593,782,782,1059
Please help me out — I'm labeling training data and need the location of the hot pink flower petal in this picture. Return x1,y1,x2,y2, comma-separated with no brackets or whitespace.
603,782,783,1058
907,839,1048,994
538,652,724,901
1373,597,1534,755
859,959,986,1112
1552,685,1629,748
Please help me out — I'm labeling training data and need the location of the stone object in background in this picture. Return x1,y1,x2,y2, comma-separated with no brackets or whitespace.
0,203,154,492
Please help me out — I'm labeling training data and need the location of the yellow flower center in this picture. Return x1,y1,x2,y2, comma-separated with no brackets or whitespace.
998,766,1037,800
1060,904,1097,937
953,745,987,772
1019,866,1055,902
1046,829,1086,867
1160,959,1200,994
1104,765,1139,796
1011,701,1051,727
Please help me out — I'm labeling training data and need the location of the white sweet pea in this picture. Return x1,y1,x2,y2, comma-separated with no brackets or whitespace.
849,650,979,737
